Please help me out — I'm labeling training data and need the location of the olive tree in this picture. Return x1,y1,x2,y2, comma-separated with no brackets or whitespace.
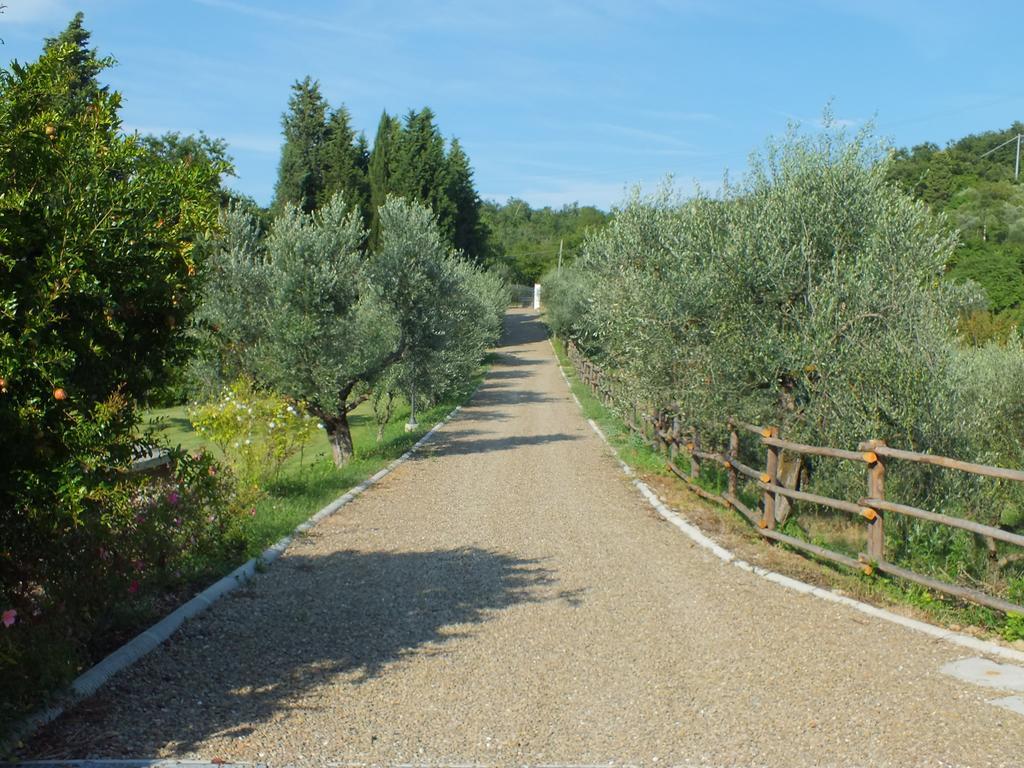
571,126,968,451
200,195,502,466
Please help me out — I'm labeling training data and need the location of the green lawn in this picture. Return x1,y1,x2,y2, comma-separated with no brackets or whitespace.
142,381,482,561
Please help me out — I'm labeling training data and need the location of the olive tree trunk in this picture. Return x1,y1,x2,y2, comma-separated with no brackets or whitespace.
324,412,354,467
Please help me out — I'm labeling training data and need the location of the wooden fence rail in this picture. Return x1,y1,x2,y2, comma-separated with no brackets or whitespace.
564,340,1024,616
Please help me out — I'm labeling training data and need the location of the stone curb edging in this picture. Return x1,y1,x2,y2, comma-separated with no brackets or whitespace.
14,763,253,768
6,399,470,752
549,338,1024,666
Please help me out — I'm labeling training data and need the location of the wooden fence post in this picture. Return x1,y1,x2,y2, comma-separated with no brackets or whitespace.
669,416,680,463
648,409,659,450
866,439,886,562
690,430,701,479
762,426,779,530
727,418,739,498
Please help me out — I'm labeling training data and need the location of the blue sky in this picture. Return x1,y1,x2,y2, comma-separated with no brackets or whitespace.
2,1,1021,210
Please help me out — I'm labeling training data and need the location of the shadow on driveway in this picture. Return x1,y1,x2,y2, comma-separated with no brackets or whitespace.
27,548,562,759
499,312,549,347
418,430,581,458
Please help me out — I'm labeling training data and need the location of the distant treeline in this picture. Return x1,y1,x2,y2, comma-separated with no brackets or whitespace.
888,122,1024,342
481,199,609,284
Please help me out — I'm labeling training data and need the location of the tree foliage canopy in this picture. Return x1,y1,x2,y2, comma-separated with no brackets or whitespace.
483,198,609,283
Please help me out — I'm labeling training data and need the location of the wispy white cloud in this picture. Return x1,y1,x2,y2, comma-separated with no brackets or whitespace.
591,122,699,151
190,0,389,42
636,108,720,124
485,136,708,161
1,0,70,24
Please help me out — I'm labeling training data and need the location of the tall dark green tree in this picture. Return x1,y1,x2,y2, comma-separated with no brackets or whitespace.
272,76,328,214
446,138,486,261
321,105,370,218
393,108,456,240
368,111,400,248
41,12,107,113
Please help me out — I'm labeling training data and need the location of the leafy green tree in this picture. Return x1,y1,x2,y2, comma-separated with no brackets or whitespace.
202,195,500,466
139,130,235,200
947,242,1024,313
393,108,456,240
0,18,223,719
272,76,328,214
888,123,1024,332
188,201,270,399
947,181,1024,243
41,11,106,113
552,125,971,490
482,198,610,282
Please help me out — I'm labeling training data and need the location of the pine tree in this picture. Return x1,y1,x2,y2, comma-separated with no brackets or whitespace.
321,105,370,219
272,77,328,214
446,138,486,261
42,12,108,113
368,111,400,249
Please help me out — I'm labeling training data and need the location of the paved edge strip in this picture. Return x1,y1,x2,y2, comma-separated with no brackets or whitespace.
12,763,258,768
5,397,473,753
549,337,1024,666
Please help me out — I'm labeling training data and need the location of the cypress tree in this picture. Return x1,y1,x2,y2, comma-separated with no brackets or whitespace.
446,138,486,262
42,12,108,113
321,106,370,219
393,108,455,240
272,77,328,214
368,111,400,249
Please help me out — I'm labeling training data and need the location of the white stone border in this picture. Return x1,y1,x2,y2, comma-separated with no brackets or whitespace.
549,337,1024,666
7,398,470,751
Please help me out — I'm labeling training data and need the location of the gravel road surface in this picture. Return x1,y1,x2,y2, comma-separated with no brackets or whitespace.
26,309,1024,767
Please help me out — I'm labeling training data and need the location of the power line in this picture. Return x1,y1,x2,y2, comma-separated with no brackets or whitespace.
980,133,1023,180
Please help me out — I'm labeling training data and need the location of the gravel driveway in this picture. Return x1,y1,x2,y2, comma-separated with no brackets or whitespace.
25,309,1024,766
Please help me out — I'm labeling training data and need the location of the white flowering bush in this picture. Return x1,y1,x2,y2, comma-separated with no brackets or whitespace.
189,378,319,497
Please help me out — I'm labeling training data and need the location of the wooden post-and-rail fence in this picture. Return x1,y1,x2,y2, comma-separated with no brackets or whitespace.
565,340,1024,616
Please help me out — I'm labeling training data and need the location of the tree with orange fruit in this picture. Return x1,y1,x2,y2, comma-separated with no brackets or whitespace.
0,14,223,721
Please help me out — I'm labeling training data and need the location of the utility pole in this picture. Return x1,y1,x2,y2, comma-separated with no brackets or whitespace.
980,133,1024,180
557,239,563,273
